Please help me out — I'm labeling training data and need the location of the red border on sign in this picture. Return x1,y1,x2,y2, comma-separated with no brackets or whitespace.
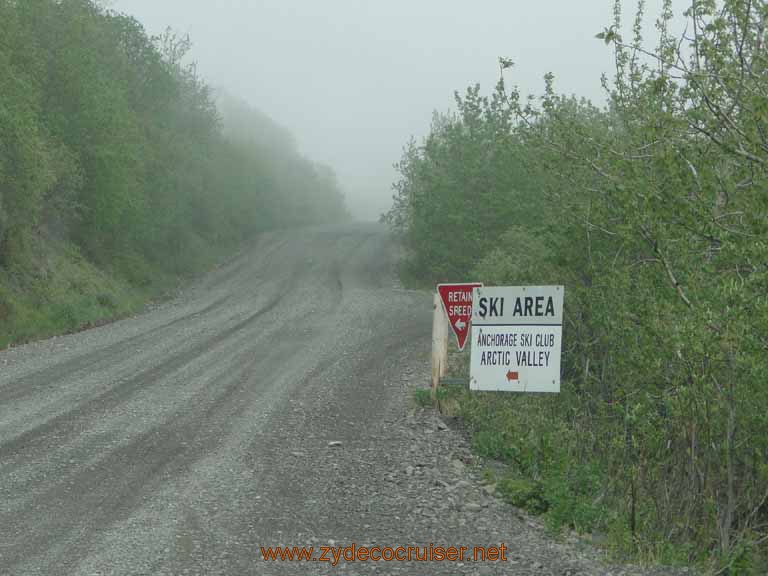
436,283,483,351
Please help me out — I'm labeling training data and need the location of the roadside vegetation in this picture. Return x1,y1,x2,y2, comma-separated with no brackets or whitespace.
389,1,768,572
0,0,347,347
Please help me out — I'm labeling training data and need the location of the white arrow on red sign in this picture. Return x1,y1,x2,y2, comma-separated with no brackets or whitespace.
437,283,483,351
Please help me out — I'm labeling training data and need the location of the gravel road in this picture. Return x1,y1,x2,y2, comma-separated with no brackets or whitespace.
0,224,692,575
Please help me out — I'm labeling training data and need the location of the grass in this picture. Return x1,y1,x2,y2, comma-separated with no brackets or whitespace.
413,387,433,407
0,241,177,349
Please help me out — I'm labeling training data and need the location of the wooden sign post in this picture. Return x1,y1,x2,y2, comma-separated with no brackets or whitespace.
431,292,449,397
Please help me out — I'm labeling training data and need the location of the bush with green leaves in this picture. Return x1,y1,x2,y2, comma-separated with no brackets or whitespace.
388,0,768,570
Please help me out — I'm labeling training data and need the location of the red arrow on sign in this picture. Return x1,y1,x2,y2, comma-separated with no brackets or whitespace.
506,371,519,381
437,283,483,351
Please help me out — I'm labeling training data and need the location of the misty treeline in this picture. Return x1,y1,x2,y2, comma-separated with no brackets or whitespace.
388,0,767,569
0,0,346,343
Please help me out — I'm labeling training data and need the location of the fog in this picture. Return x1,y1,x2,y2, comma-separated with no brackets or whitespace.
108,1,688,221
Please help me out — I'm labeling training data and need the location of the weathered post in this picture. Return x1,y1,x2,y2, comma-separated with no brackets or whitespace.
431,292,449,397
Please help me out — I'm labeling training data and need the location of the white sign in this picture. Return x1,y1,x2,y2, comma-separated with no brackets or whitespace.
469,286,563,393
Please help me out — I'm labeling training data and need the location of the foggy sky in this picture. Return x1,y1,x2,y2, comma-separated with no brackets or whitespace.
108,1,688,221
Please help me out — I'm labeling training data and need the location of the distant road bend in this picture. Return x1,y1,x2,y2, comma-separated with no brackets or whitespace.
0,224,433,575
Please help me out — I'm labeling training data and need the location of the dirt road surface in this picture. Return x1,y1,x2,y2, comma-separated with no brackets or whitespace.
0,224,691,575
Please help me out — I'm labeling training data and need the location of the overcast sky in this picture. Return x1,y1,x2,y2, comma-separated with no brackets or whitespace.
108,1,688,220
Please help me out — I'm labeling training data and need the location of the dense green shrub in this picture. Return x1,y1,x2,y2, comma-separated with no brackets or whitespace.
389,1,768,570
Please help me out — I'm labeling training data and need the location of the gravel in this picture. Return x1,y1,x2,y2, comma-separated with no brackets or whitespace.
0,223,695,575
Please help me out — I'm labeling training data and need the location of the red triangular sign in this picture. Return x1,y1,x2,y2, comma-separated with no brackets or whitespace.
437,283,483,351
